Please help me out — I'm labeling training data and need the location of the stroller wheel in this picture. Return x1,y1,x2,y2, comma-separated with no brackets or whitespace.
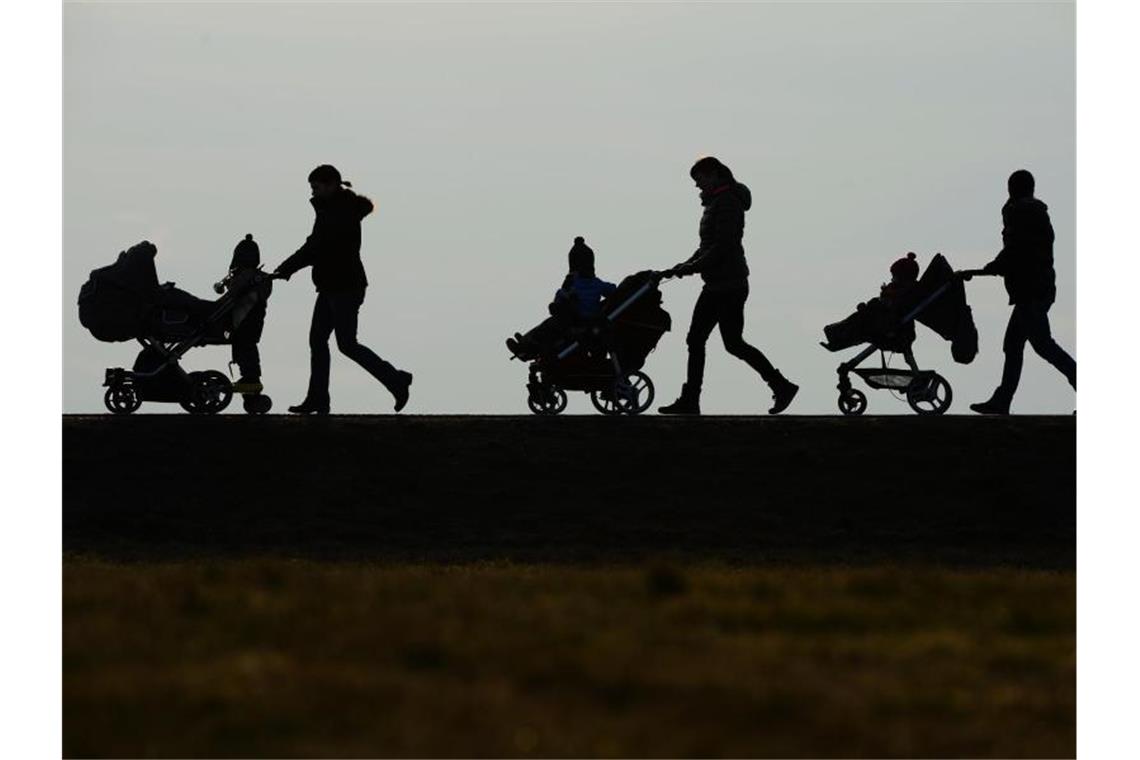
104,383,141,415
527,386,567,416
242,394,272,415
182,370,234,415
591,371,655,416
906,373,952,415
838,389,867,416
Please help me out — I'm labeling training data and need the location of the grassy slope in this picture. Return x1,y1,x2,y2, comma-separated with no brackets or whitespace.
63,416,1075,757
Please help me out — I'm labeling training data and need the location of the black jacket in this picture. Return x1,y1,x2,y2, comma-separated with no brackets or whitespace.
984,197,1057,305
677,181,752,290
277,189,375,292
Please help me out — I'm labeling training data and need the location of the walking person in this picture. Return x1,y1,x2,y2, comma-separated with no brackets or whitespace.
966,169,1075,414
274,164,412,414
658,156,799,415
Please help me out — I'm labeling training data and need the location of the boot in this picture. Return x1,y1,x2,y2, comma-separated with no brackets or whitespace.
391,370,413,413
288,399,329,415
969,392,1010,416
658,384,701,415
767,374,799,415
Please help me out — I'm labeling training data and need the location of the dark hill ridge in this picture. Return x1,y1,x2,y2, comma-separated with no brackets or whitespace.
63,415,1075,567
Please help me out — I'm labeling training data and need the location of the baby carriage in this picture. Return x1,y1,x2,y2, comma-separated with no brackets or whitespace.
513,271,672,415
78,241,277,415
820,253,978,416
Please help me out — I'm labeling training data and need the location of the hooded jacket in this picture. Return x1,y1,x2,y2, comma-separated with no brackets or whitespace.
677,181,752,290
983,197,1057,305
276,188,375,291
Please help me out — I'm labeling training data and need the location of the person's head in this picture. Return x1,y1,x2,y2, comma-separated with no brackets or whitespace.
689,156,734,192
890,252,919,285
308,164,351,198
1007,169,1035,199
231,233,260,270
568,236,595,277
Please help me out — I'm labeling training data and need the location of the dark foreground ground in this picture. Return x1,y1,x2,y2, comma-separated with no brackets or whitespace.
63,415,1075,758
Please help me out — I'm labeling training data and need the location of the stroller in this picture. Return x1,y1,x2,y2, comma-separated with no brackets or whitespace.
820,253,978,415
78,240,277,415
512,271,672,415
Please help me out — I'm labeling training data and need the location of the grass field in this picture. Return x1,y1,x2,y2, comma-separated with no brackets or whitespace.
63,415,1075,757
64,559,1074,758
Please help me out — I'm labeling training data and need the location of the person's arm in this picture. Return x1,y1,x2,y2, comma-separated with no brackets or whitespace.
274,214,327,279
671,202,743,277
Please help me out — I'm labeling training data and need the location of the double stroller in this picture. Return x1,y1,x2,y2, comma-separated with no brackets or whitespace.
78,240,276,415
511,271,672,415
821,253,979,415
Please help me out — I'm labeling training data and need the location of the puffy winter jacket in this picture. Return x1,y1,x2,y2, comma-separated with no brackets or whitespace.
276,188,375,292
677,181,752,290
984,197,1057,305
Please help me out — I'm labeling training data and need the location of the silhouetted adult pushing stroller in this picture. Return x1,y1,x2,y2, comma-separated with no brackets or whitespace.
820,252,978,415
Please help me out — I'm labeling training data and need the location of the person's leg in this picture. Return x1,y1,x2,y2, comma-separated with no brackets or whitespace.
716,287,779,383
1024,303,1077,389
304,292,335,407
330,289,404,393
684,288,720,396
972,305,1028,414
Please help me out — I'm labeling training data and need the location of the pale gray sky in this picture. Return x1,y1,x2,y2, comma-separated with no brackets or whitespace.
64,1,1075,414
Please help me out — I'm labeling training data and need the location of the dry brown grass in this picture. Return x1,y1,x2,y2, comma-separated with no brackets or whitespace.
64,560,1074,758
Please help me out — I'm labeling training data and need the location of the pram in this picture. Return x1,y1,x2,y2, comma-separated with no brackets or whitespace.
512,271,672,415
820,253,978,416
78,241,278,415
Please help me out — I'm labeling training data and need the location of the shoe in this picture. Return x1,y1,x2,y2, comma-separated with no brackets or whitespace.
768,379,799,415
506,338,525,357
659,387,701,415
288,400,329,415
392,370,413,413
232,376,263,395
969,399,1010,415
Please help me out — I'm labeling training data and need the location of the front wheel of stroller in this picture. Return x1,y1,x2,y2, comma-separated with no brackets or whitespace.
838,389,867,416
591,371,655,416
527,386,567,416
183,370,233,415
242,394,272,415
104,384,141,415
906,373,952,415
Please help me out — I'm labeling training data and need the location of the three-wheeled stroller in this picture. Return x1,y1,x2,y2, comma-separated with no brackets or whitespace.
78,240,278,415
820,253,978,415
512,271,672,415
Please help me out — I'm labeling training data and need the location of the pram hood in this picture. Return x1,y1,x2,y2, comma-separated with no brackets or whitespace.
822,253,978,364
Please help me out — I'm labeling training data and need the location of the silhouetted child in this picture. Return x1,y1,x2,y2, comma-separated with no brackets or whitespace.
216,234,272,393
507,236,617,359
877,252,920,370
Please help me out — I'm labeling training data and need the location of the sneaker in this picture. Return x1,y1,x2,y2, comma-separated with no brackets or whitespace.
232,376,263,395
969,399,1010,415
658,395,701,415
769,380,799,415
288,400,329,415
392,370,413,413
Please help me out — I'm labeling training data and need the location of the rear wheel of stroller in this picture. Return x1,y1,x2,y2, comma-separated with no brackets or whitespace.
104,383,141,415
906,373,952,415
242,394,272,415
527,385,567,415
183,370,233,415
838,389,867,416
591,371,655,416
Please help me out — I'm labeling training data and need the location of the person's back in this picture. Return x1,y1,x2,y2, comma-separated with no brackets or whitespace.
278,184,374,291
555,272,617,321
993,195,1056,305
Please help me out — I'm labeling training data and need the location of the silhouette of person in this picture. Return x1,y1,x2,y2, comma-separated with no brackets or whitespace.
658,156,799,415
220,234,271,395
967,170,1075,414
274,164,412,414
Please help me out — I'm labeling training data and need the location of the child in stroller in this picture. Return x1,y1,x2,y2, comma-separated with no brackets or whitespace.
506,236,617,360
506,238,672,415
78,237,277,415
821,252,978,416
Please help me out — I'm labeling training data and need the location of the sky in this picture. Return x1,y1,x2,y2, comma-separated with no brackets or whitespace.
63,0,1075,415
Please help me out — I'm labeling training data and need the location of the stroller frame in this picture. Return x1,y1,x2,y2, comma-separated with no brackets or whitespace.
524,275,663,416
102,269,276,415
830,281,955,416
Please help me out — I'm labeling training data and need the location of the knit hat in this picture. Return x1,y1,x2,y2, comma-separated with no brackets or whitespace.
308,164,351,187
890,252,919,283
231,233,260,270
568,236,595,276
